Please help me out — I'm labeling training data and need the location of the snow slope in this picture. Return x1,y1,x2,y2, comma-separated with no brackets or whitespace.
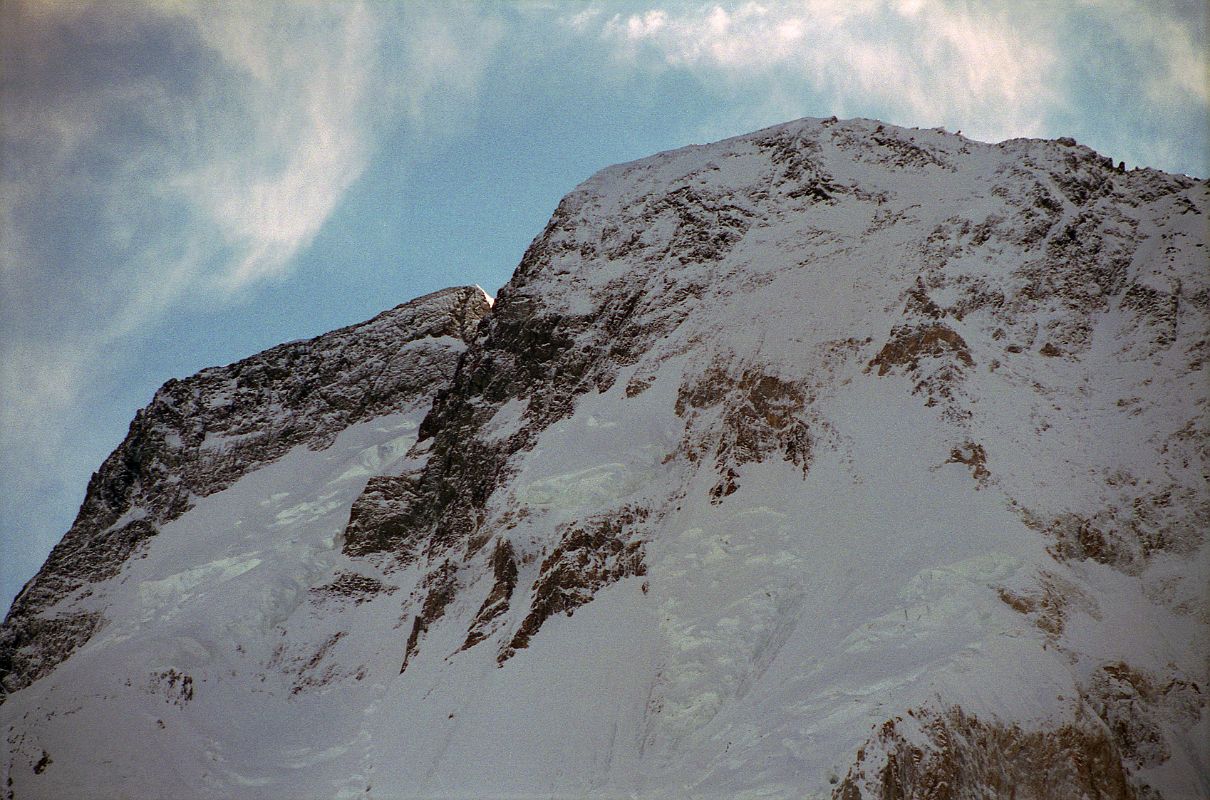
3,118,1207,800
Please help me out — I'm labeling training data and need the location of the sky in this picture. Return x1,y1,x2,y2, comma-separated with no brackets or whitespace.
1,0,1206,611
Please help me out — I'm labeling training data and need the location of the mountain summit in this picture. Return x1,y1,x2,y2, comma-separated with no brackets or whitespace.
3,118,1206,799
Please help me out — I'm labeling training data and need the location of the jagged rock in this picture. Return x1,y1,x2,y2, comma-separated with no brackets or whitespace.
834,706,1140,800
400,561,459,672
499,506,647,662
461,539,518,651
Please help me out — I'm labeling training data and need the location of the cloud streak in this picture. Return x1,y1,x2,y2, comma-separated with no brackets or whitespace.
1,1,382,506
0,0,505,426
2,1,379,344
570,0,1207,169
577,1,1058,143
180,2,380,291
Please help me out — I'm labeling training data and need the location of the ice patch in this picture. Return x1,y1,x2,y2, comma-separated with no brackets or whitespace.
836,553,1029,668
516,463,647,509
335,430,418,481
137,554,262,621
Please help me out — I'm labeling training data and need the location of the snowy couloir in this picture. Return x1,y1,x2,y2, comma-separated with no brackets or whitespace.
2,117,1207,800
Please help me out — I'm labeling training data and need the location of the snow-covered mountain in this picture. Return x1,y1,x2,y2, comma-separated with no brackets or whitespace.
2,118,1206,800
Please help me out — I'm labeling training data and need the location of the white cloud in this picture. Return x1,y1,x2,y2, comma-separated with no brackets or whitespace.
384,6,506,140
1,1,381,334
177,2,504,292
1,0,505,406
178,2,379,291
588,0,1059,142
1077,0,1208,106
574,0,1207,167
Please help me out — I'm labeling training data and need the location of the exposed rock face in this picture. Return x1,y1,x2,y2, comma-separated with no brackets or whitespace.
0,286,490,698
674,366,814,502
500,505,647,663
834,706,1140,800
460,539,518,651
2,119,1206,800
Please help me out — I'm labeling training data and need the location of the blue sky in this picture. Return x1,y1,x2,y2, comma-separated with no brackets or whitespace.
1,0,1206,609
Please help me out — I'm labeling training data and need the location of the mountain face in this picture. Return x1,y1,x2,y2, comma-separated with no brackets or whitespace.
0,286,490,698
2,118,1206,800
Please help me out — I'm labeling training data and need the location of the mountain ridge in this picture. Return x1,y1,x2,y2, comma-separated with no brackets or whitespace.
2,117,1206,799
1,285,491,699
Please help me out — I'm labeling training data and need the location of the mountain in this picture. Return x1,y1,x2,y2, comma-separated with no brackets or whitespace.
2,117,1206,800
0,286,490,696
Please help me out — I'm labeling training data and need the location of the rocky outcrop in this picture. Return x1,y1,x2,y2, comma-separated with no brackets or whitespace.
1025,490,1209,574
400,561,460,672
500,506,648,663
834,706,1139,800
674,366,813,502
1083,662,1204,774
461,540,519,651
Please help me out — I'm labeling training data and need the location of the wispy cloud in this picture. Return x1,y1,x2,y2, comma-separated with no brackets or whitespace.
0,0,505,418
1,1,380,492
178,2,381,292
1076,0,1207,106
387,6,505,136
569,0,1207,168
577,1,1059,143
